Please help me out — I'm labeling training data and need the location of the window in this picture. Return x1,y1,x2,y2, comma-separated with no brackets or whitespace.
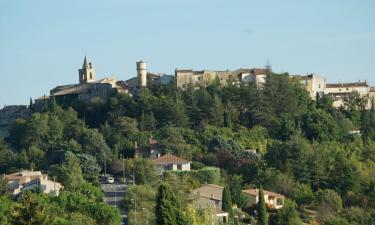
90,72,93,79
177,164,182,170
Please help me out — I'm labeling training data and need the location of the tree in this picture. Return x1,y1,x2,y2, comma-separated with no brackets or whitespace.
76,154,101,184
51,152,84,190
156,183,187,225
222,185,233,219
270,200,302,225
257,188,269,225
316,189,342,222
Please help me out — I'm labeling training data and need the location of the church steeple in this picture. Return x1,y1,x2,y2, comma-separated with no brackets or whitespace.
83,56,89,69
79,56,96,84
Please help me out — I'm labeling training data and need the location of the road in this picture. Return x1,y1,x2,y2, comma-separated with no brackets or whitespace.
101,182,128,224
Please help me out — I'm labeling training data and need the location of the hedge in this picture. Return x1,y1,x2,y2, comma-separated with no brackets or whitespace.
163,166,220,184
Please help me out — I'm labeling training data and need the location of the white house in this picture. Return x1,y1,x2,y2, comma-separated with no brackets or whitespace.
325,82,370,108
5,171,63,197
152,154,191,175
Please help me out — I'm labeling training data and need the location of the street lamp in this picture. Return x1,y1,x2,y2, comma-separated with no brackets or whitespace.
142,208,149,225
131,198,137,225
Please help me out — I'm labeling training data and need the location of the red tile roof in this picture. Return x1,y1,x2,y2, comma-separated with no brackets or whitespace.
152,154,190,165
326,82,368,88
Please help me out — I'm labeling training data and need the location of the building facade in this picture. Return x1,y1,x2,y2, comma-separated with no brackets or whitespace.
325,82,371,108
5,171,63,197
242,188,285,209
152,154,191,175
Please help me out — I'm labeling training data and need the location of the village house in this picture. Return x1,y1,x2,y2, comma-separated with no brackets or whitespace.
242,188,285,209
135,138,162,159
191,184,229,223
324,81,372,108
4,170,63,197
152,153,191,175
290,73,326,100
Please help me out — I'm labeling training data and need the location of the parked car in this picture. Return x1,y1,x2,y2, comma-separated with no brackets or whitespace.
107,176,115,184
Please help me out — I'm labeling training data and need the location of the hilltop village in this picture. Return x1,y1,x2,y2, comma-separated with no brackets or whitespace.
1,57,374,138
1,57,375,225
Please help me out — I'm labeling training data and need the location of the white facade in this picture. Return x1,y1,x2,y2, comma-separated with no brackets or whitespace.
5,171,63,197
325,82,370,108
154,162,191,175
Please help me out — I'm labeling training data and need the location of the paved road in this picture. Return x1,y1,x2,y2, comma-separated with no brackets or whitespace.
101,182,128,224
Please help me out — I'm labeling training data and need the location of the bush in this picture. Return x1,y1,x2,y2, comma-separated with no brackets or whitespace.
163,167,220,184
290,183,315,206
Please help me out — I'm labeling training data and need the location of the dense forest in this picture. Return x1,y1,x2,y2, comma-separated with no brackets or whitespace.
1,73,375,225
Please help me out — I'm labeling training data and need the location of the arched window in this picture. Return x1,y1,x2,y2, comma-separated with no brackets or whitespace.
90,72,92,79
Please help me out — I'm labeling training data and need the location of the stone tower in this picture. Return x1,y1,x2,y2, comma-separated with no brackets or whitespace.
136,60,147,87
79,56,96,84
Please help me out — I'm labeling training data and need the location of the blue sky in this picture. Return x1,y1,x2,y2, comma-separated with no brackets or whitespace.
0,0,374,106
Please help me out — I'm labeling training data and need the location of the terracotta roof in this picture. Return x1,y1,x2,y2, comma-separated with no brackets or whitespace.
192,184,224,201
242,189,284,198
326,82,369,88
251,68,270,75
5,171,47,186
152,154,190,165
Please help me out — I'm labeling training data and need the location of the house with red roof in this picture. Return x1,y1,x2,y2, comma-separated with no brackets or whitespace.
152,153,191,175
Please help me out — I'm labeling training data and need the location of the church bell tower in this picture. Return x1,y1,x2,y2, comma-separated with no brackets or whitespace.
79,56,96,84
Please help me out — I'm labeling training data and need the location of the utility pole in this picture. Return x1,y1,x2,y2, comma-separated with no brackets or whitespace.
132,198,137,225
121,154,125,184
114,185,117,207
104,153,107,177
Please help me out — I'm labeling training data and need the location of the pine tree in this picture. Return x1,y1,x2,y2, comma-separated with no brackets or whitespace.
222,185,233,219
257,188,268,225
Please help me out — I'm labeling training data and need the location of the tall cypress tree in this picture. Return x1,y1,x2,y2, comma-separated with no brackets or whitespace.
222,185,233,219
257,188,268,225
156,182,188,225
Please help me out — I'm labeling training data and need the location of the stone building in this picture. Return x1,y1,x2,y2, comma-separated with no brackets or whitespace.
290,74,326,100
124,61,174,92
325,82,371,108
175,67,270,89
35,57,130,108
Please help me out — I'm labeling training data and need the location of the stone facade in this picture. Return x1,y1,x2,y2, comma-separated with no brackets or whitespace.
175,68,270,89
290,74,326,100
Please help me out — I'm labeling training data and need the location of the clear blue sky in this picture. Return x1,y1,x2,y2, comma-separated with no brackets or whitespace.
1,0,374,106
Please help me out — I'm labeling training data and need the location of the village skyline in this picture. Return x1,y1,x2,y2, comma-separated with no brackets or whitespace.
1,0,375,106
